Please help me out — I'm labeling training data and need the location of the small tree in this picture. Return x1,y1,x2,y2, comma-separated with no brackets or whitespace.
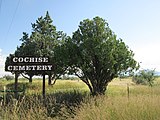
132,69,155,87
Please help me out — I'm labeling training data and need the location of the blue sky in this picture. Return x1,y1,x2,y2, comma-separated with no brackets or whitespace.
0,0,160,76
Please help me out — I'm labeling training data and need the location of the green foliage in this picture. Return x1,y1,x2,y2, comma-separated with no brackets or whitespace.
66,16,139,95
5,14,139,95
3,75,14,81
5,11,68,83
132,69,155,86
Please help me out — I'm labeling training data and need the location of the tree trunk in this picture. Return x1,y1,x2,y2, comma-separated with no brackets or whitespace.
21,73,33,83
91,81,107,96
29,75,33,83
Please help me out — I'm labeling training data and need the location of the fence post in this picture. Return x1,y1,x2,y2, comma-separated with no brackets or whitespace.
127,83,130,100
3,86,6,105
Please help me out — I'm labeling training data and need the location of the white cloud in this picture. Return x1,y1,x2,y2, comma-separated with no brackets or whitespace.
0,49,11,77
134,43,160,71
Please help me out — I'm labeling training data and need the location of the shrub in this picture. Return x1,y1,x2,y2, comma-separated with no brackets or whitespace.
3,75,14,81
132,69,155,86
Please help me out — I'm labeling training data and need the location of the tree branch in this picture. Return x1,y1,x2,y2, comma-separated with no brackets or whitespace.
21,73,30,80
75,73,93,93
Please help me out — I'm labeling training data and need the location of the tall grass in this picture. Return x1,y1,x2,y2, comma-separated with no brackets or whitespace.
73,95,160,120
0,77,160,119
0,90,89,120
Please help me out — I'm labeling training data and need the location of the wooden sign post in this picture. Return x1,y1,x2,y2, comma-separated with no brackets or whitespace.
42,74,45,99
14,72,19,99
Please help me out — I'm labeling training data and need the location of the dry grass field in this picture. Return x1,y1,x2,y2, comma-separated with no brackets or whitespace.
0,77,160,120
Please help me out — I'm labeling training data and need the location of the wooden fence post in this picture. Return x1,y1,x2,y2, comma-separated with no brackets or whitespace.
3,86,6,105
127,83,130,100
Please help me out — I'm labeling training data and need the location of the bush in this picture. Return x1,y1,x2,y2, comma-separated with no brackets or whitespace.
132,69,155,86
3,75,14,81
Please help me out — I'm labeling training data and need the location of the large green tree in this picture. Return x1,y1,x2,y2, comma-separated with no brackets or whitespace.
68,16,139,95
30,11,68,84
5,12,68,85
